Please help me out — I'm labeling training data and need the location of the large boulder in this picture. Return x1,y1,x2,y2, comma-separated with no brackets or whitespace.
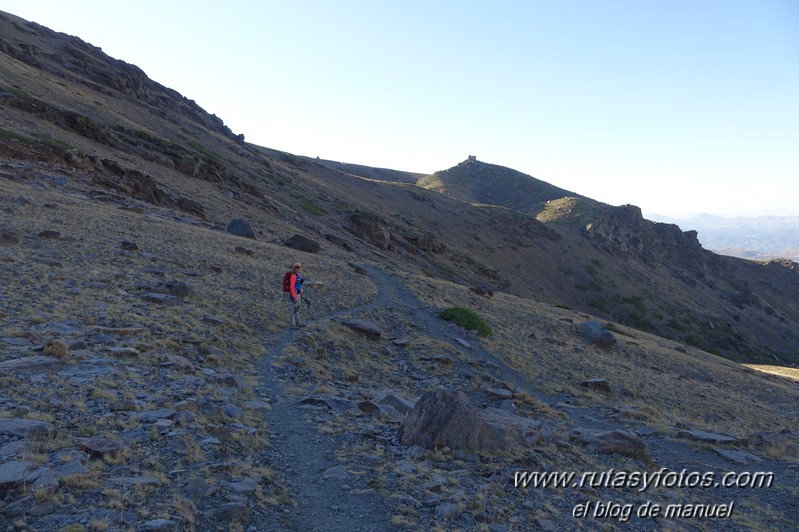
226,219,255,239
578,321,616,350
397,389,524,453
284,234,320,253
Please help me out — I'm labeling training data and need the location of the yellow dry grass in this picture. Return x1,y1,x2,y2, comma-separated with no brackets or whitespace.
399,270,799,449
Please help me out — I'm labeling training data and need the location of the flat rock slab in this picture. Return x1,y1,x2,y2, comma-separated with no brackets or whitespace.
106,346,141,357
0,461,35,489
108,476,162,487
0,418,54,439
485,387,514,400
571,428,648,459
1,337,33,347
92,326,146,336
714,447,764,464
299,395,354,412
139,293,181,305
677,429,740,444
341,319,382,341
378,391,416,414
137,408,177,422
0,356,61,373
321,465,350,482
455,338,473,349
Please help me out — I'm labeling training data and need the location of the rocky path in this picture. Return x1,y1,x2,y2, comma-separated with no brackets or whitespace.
256,294,402,531
256,264,799,530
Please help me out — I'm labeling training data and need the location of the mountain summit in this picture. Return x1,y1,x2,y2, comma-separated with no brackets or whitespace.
417,158,587,214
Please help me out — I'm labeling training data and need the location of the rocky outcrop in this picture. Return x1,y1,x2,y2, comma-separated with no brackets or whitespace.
227,219,255,239
346,212,390,250
583,204,711,271
284,234,320,253
397,389,524,453
0,12,241,142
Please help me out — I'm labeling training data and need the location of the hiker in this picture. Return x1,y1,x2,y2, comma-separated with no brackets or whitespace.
286,262,305,328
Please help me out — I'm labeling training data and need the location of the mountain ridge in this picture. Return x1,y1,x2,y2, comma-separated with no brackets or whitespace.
2,7,798,363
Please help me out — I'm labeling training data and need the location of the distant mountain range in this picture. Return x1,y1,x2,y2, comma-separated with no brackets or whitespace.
649,213,799,261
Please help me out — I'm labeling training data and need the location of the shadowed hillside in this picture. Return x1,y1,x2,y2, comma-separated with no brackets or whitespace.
1,11,798,531
2,7,798,363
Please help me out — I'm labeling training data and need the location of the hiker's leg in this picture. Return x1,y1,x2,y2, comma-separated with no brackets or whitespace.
295,300,302,326
289,300,297,327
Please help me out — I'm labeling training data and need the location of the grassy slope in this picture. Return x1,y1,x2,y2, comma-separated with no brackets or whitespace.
3,177,798,529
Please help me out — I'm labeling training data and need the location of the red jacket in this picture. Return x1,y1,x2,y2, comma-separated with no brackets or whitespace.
289,272,304,301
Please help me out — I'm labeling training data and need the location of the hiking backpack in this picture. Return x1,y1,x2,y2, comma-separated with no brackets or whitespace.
282,271,293,293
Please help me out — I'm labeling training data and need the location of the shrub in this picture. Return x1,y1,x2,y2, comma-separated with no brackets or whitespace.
438,307,492,337
300,201,327,216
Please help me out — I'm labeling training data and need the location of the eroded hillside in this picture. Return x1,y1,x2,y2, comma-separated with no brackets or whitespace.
2,10,799,531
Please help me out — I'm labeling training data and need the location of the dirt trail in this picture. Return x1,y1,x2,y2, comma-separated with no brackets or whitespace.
257,264,799,530
256,326,400,531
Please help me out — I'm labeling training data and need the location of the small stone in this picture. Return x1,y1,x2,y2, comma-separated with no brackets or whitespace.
580,378,611,392
434,502,459,521
322,465,350,482
80,436,125,459
213,502,247,521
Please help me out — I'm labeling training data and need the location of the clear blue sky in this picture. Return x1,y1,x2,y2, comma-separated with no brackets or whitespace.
4,1,798,216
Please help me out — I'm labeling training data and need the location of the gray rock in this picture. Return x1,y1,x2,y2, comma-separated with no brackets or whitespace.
227,219,255,239
485,387,514,400
434,502,459,520
571,428,648,459
395,460,416,474
80,436,125,459
138,408,177,422
0,231,21,244
213,502,246,521
163,280,193,298
481,407,541,438
0,418,54,439
228,478,259,494
0,356,61,373
578,321,616,349
677,429,740,444
0,461,35,489
378,391,415,414
284,234,321,253
137,519,181,531
342,319,382,341
397,389,525,453
108,476,162,487
322,465,350,482
139,293,181,305
714,447,764,464
31,466,60,493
